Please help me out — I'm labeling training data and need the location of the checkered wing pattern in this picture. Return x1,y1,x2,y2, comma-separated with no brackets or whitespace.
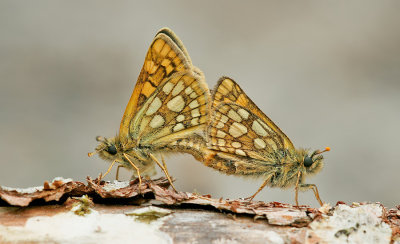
130,71,210,147
208,102,287,161
119,28,203,143
212,77,294,150
116,28,210,148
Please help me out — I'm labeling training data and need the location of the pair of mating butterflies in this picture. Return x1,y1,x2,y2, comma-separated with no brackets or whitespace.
88,28,329,206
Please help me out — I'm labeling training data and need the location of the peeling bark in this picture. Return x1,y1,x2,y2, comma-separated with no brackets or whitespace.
0,177,399,243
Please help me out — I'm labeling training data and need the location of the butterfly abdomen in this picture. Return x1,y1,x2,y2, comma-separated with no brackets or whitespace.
166,135,208,162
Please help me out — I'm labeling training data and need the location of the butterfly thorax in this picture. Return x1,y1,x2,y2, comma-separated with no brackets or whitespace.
270,148,324,188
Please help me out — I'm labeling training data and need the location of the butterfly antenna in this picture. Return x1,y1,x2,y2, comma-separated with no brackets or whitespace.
88,136,108,157
96,136,105,142
311,147,330,158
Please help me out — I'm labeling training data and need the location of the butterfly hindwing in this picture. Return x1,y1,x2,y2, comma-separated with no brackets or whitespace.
129,70,210,146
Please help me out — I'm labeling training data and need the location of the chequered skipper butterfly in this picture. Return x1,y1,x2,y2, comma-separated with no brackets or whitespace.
203,77,329,206
88,28,210,191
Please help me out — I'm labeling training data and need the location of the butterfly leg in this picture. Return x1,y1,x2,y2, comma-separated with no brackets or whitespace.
245,175,272,202
123,153,142,186
161,155,168,173
294,171,302,206
115,165,123,181
100,159,117,181
160,155,174,185
161,154,179,192
298,183,324,206
149,153,177,192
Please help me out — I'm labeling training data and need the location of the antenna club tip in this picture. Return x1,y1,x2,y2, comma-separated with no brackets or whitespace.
325,147,331,151
88,152,94,157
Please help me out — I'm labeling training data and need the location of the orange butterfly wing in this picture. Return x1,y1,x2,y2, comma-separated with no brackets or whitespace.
212,77,294,150
119,28,195,143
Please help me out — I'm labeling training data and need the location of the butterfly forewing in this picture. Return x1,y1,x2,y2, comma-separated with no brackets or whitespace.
212,77,294,150
156,28,192,65
119,28,194,142
129,71,210,146
209,102,286,161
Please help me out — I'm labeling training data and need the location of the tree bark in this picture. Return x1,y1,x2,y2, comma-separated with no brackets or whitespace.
0,177,398,243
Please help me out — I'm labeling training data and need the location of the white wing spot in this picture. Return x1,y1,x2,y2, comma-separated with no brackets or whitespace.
235,149,246,156
191,108,201,117
189,92,197,99
163,82,174,95
252,120,268,137
220,147,228,152
149,115,165,128
191,118,199,125
216,130,227,138
173,123,185,132
220,115,228,123
185,86,193,94
146,97,162,115
258,119,273,133
228,109,242,122
189,100,199,109
217,139,226,146
215,121,225,129
172,80,185,96
237,109,250,120
266,138,278,150
229,122,248,138
167,95,185,112
232,142,242,148
254,138,266,149
176,114,185,122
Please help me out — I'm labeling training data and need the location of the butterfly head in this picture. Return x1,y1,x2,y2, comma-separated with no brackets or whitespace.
302,147,330,174
88,136,120,162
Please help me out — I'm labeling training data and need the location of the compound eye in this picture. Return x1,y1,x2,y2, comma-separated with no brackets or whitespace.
106,145,117,155
304,156,313,167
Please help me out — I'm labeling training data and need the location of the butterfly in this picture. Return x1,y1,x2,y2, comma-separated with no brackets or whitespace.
203,77,329,206
88,28,211,191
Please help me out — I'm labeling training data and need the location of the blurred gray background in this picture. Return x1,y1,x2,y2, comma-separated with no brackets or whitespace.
1,1,399,207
